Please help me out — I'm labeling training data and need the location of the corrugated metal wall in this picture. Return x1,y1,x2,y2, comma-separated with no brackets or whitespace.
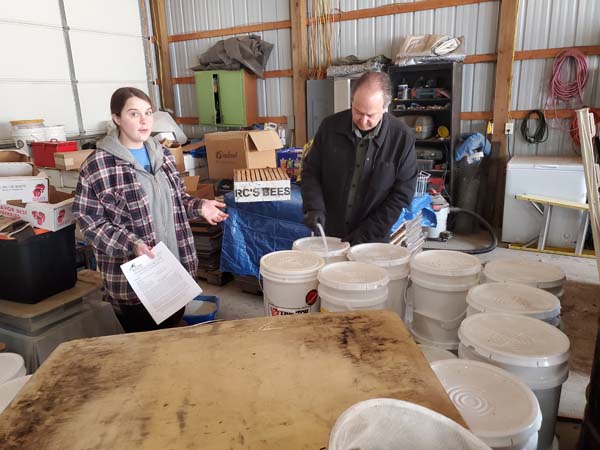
167,0,600,155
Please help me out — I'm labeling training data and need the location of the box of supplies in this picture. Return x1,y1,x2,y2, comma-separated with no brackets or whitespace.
233,168,290,203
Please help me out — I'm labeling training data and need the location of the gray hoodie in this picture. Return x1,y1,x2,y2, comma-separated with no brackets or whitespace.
96,130,181,260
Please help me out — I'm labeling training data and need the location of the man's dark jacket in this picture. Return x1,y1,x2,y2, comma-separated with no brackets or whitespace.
301,109,417,244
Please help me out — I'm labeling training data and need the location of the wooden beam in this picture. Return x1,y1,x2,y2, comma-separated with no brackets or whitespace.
290,0,308,146
175,116,288,125
464,53,497,64
490,0,520,227
172,70,293,85
308,0,494,25
168,20,291,43
460,108,575,121
149,0,174,111
515,45,600,60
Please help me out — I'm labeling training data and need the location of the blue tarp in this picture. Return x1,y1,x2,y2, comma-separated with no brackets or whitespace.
220,185,435,278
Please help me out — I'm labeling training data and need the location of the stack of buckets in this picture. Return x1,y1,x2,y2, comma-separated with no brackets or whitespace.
407,250,481,350
11,120,67,156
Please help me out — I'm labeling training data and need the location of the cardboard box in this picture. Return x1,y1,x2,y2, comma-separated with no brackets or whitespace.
61,170,80,188
44,168,63,188
181,176,215,200
168,145,185,173
0,162,34,178
0,150,29,163
0,189,74,232
0,175,48,203
233,168,290,203
182,175,200,194
204,130,282,180
54,150,94,171
182,140,205,153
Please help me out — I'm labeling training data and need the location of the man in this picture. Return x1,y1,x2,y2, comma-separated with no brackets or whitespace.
301,71,417,245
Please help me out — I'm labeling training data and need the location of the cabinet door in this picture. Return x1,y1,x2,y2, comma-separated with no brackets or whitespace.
195,71,216,125
217,70,246,126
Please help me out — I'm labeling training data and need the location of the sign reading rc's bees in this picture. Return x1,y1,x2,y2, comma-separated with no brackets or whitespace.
233,168,291,203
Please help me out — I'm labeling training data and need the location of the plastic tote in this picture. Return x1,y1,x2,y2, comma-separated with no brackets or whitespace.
467,282,561,326
328,398,491,450
432,359,541,450
260,250,325,316
458,313,570,450
346,243,410,319
183,295,220,324
292,236,349,263
318,261,389,312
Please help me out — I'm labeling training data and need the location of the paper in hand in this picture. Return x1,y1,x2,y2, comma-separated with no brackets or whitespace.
120,242,202,324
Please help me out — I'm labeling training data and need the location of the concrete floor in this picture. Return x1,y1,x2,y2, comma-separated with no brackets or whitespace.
202,238,599,450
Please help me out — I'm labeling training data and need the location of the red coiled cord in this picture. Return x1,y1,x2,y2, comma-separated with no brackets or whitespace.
549,49,589,105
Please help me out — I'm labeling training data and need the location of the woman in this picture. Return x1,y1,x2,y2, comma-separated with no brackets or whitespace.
73,87,228,333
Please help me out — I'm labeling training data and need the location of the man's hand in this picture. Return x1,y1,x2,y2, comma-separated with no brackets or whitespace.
134,242,155,259
303,210,325,234
201,200,229,225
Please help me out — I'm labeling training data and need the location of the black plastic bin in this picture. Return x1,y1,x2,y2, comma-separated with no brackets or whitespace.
0,224,77,303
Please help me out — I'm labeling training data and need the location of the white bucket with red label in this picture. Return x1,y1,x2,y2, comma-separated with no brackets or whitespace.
260,250,325,316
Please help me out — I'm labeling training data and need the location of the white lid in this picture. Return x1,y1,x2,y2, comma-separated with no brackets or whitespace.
318,261,389,291
507,156,583,171
347,243,411,268
260,250,324,276
410,250,481,277
0,353,25,385
431,359,542,448
292,236,350,257
467,283,561,320
328,398,491,450
418,344,457,364
459,313,570,367
483,260,565,289
0,375,31,414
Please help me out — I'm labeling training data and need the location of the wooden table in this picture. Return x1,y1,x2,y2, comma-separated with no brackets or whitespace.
0,310,464,450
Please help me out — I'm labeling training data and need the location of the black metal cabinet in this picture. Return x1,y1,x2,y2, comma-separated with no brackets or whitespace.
387,62,463,198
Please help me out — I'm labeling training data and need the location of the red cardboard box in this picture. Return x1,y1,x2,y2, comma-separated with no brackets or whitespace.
32,140,78,168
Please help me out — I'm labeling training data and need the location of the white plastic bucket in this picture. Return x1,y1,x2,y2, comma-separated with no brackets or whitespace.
482,260,565,299
44,125,67,141
0,375,31,414
408,322,459,351
12,126,46,156
426,206,450,239
292,236,349,263
328,398,491,450
346,243,410,319
467,282,561,326
418,344,457,364
432,359,542,450
411,309,465,344
458,313,570,450
0,353,26,385
318,261,389,312
260,250,325,316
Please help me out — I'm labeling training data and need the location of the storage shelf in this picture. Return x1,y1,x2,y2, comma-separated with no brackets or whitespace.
393,98,451,103
392,109,451,114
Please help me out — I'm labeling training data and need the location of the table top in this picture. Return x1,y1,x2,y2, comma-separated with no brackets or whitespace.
0,310,464,450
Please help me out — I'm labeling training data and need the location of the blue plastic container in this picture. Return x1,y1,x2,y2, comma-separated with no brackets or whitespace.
183,295,220,325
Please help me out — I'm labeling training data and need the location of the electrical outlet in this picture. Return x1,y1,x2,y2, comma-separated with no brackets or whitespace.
505,121,514,135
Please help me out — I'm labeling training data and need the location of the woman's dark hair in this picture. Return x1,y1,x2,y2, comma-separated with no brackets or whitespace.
110,87,153,125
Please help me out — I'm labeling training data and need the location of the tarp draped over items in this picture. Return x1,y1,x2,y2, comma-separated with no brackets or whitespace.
391,193,437,232
455,133,491,163
191,34,273,78
220,185,311,278
326,55,391,78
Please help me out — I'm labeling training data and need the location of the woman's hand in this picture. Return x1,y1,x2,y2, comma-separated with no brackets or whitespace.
201,200,229,225
134,241,155,258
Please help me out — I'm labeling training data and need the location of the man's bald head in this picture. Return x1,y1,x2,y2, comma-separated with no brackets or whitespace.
351,72,392,131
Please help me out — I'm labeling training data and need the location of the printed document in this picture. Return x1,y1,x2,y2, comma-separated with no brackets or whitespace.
120,241,202,324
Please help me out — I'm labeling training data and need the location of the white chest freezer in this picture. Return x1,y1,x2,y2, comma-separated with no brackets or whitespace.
502,156,587,248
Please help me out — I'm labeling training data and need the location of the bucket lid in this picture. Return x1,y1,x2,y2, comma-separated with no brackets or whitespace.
0,353,25,385
431,359,542,448
292,236,350,257
459,313,570,367
347,243,411,268
410,250,481,277
318,261,389,291
467,283,561,320
260,250,325,277
328,398,491,450
0,375,31,414
483,260,565,289
418,344,457,363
